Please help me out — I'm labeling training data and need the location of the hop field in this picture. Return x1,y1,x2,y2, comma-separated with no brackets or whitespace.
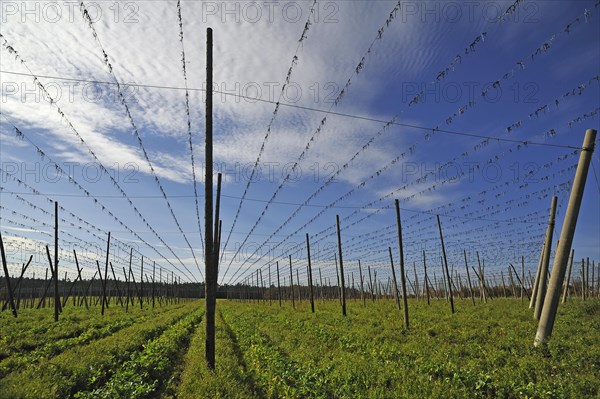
1,298,598,399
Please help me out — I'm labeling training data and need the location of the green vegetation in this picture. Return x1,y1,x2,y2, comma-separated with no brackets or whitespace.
1,299,598,398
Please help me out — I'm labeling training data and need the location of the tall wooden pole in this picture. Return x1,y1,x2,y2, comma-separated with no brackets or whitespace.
305,234,315,313
463,250,475,306
276,262,282,307
204,27,216,369
0,233,17,317
535,129,596,346
476,252,487,303
358,260,365,306
534,196,557,320
335,215,347,316
388,247,400,310
437,215,454,314
423,250,430,305
152,261,156,309
288,256,294,308
521,256,525,302
54,201,59,321
561,249,575,303
530,242,546,308
395,200,409,327
213,173,222,273
101,232,111,316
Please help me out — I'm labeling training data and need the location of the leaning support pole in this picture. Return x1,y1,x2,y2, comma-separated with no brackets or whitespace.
464,250,475,306
423,250,430,305
530,242,546,309
335,215,347,316
204,27,216,369
437,214,454,314
562,249,575,303
534,196,557,321
101,232,111,316
0,233,17,317
395,200,409,327
535,128,596,347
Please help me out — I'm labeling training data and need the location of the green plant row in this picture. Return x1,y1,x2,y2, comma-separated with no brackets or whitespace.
0,302,177,360
0,304,183,378
221,308,334,399
74,307,204,399
0,302,198,399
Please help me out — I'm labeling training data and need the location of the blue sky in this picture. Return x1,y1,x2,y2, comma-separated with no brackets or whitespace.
0,0,598,289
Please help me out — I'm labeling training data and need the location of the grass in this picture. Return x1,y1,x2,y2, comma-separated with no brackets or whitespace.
1,298,598,398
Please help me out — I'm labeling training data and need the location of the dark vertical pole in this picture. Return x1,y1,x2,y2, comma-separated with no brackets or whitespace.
54,201,59,321
269,263,272,305
152,261,156,309
100,232,110,315
289,255,295,309
358,260,365,306
335,215,347,316
213,173,222,272
367,265,374,302
388,247,400,310
436,215,454,314
319,268,324,302
305,234,315,313
139,256,144,309
297,269,301,302
463,250,475,306
395,200,409,327
334,254,341,305
521,256,525,302
413,261,420,301
204,27,216,370
123,266,130,312
476,251,487,303
109,262,123,307
423,250,430,305
0,233,17,317
276,262,282,307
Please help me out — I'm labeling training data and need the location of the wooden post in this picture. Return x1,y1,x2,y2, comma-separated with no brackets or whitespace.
0,233,17,317
388,247,400,310
535,129,596,346
53,201,59,321
586,257,590,299
476,252,487,303
139,256,144,309
335,215,347,316
288,255,294,309
204,27,216,370
334,253,341,305
530,242,546,308
562,249,575,303
123,266,130,312
534,196,557,320
358,260,365,306
423,250,430,305
437,215,454,314
305,234,315,313
276,262,282,307
413,261,420,301
296,269,301,302
367,265,375,302
395,200,409,327
463,250,475,306
521,256,525,302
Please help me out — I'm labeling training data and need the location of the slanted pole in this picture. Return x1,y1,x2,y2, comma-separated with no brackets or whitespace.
535,129,596,346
